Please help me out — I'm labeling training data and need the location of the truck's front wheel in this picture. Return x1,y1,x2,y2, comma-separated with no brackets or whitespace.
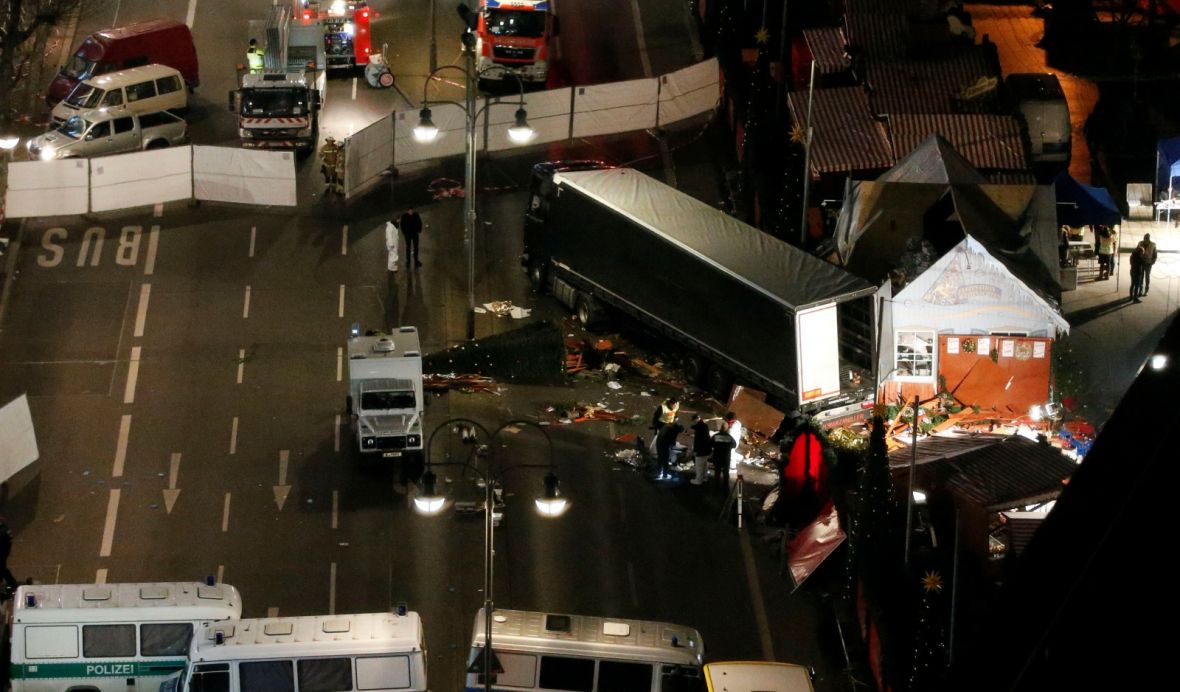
576,293,606,329
528,260,548,293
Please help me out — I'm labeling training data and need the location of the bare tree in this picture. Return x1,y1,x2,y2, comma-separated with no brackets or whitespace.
0,0,85,126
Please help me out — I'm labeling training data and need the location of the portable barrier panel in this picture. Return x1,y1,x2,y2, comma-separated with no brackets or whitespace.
192,146,297,207
4,159,89,218
571,78,660,139
657,58,720,127
0,394,38,484
486,87,571,152
90,146,193,213
345,113,394,199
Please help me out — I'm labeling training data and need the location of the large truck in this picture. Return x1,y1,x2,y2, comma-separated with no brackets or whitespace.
346,326,424,457
523,164,880,419
232,2,325,151
301,0,373,71
474,0,557,85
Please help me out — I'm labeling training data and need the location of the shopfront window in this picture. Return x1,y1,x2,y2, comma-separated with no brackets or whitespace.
896,331,934,377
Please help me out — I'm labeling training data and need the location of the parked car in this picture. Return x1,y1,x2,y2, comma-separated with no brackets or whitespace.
47,18,198,105
51,64,187,127
27,110,187,161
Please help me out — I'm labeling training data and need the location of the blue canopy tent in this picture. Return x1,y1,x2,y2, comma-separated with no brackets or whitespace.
1054,171,1121,227
1156,136,1180,200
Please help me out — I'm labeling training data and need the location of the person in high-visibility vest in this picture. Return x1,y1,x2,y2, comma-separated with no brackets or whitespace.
246,38,264,73
649,396,680,455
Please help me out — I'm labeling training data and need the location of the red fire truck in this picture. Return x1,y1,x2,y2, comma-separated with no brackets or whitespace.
300,0,372,71
475,0,556,85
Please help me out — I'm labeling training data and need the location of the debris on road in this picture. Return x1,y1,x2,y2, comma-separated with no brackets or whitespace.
482,300,531,319
423,373,501,395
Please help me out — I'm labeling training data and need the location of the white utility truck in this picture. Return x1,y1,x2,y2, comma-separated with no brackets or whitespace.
346,325,424,458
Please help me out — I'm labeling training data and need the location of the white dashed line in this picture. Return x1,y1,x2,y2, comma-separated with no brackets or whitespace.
112,414,131,477
236,348,245,384
329,562,337,614
338,285,346,317
95,568,108,584
123,346,142,404
336,347,343,382
185,0,198,28
99,489,121,557
216,564,225,584
133,283,151,337
341,225,348,255
153,202,164,218
221,493,232,532
249,226,257,258
268,606,280,618
145,225,159,275
229,416,239,455
334,414,342,452
242,285,252,319
351,77,357,100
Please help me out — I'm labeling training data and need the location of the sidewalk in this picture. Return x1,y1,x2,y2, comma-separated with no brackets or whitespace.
1058,217,1179,428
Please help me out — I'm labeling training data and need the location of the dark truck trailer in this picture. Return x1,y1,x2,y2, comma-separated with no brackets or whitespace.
523,165,880,418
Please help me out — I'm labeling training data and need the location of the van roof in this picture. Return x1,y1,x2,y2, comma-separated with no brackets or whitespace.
91,18,190,43
471,609,704,667
13,582,242,624
1005,73,1065,101
704,661,815,692
192,612,424,662
347,328,421,360
84,63,182,87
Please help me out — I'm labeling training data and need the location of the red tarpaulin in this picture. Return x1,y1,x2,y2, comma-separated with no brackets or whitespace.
787,501,846,590
782,431,829,509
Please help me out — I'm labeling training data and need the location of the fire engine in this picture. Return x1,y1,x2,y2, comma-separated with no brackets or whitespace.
301,0,373,71
475,0,556,85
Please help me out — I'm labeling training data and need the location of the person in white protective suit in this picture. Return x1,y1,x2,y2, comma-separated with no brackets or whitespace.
385,220,399,273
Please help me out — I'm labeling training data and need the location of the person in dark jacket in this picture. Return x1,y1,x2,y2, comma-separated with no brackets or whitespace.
690,414,712,485
0,516,17,594
710,426,736,495
399,208,423,267
654,418,684,481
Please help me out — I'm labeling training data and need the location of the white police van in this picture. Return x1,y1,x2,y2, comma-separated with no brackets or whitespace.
8,581,242,692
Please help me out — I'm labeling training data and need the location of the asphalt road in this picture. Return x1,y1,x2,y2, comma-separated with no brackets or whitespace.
2,1,849,690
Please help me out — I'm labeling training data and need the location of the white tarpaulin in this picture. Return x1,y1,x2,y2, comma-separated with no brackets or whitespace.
4,159,89,218
394,103,469,167
571,78,659,139
657,58,720,126
486,88,572,151
345,113,394,199
193,146,296,206
90,146,192,213
0,394,39,483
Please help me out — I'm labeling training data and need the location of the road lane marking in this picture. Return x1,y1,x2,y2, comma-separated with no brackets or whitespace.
627,561,639,607
332,490,339,529
112,414,131,477
217,564,224,584
54,564,61,584
145,225,159,275
133,283,151,337
740,529,775,660
185,0,198,28
163,452,182,514
99,489,121,557
249,226,257,257
336,347,343,381
329,562,337,614
334,414,342,452
351,77,357,100
341,225,348,255
242,285,252,318
229,416,239,455
96,568,108,584
273,450,291,511
153,202,164,217
221,493,231,532
338,284,346,317
236,348,246,384
629,0,652,78
268,606,279,617
123,346,142,404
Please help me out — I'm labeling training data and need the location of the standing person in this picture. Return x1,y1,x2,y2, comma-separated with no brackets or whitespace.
1129,245,1145,303
399,208,423,267
654,417,684,481
710,424,736,495
1137,233,1158,295
246,38,264,73
384,220,399,274
649,396,680,454
319,137,342,194
725,411,744,467
0,516,17,595
1096,225,1116,280
690,414,712,485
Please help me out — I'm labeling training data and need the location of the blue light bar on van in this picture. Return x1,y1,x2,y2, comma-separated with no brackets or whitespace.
397,601,407,616
26,593,36,608
485,0,549,9
205,575,215,586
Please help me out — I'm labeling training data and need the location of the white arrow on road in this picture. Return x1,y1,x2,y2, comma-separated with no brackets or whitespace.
163,452,181,514
273,450,291,511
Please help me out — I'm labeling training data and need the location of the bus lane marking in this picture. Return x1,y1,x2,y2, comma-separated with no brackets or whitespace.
95,568,108,584
236,348,246,384
229,417,239,455
144,225,159,275
338,285,346,318
112,414,131,477
99,489,121,557
133,284,151,337
336,347,343,382
242,285,252,319
221,493,232,532
123,347,142,404
249,226,257,258
341,225,348,255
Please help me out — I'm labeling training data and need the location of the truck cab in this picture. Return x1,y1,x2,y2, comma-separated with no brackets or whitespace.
475,0,556,85
347,326,424,457
1005,72,1071,166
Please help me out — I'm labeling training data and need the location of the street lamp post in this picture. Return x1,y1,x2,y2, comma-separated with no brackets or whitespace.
413,5,535,340
414,418,567,692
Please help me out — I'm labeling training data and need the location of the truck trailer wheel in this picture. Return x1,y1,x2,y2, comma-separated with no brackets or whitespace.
528,261,548,293
705,364,733,403
681,354,707,387
575,293,607,329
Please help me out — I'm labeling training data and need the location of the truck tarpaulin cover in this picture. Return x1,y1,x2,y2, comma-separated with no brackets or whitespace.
787,501,845,590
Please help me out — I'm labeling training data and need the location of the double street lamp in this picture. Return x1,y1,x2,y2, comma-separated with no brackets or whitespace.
412,3,536,340
413,418,567,692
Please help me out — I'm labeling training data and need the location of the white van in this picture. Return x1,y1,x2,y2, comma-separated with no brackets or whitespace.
161,611,428,692
8,581,242,692
703,661,815,691
51,64,186,127
1005,73,1071,165
465,608,705,691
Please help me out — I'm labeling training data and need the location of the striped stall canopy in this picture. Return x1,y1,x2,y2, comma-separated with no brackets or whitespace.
802,27,851,75
889,113,1028,172
844,11,910,61
788,86,894,176
866,48,999,115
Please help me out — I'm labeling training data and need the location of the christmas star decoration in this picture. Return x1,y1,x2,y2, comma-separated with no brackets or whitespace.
921,570,943,593
790,123,806,144
755,27,770,44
